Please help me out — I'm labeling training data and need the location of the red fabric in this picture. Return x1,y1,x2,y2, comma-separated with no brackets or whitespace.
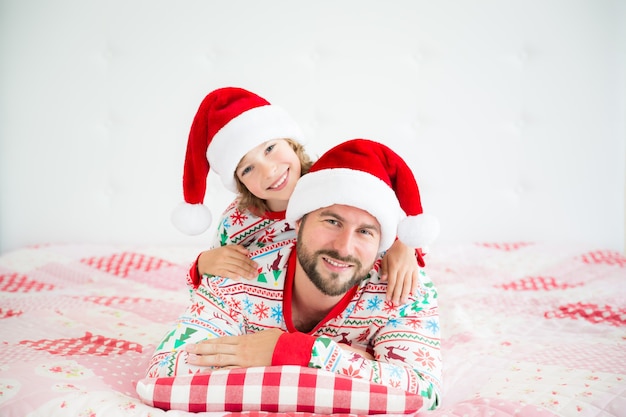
306,139,424,218
415,247,426,267
188,253,203,289
271,332,316,366
183,87,269,205
136,365,423,414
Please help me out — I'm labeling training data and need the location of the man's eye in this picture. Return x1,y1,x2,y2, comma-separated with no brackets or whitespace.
359,229,374,237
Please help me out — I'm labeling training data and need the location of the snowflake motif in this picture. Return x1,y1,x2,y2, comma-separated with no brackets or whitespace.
407,318,421,329
382,300,396,314
242,297,254,314
425,319,440,334
414,350,436,369
387,317,400,328
190,302,204,316
389,366,403,379
254,302,269,319
341,364,361,377
270,304,283,323
344,303,355,316
258,228,277,244
353,299,365,313
366,296,382,311
230,209,249,226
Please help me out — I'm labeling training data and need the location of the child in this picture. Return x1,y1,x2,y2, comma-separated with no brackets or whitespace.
171,86,424,304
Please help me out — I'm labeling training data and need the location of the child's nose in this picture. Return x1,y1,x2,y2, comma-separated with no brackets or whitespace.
262,162,278,178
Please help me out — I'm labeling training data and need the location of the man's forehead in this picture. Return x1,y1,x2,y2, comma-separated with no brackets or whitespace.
312,205,381,229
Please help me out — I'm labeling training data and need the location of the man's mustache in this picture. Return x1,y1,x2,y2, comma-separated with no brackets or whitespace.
315,250,360,266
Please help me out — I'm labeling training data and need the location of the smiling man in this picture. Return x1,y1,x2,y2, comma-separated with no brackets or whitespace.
145,139,442,411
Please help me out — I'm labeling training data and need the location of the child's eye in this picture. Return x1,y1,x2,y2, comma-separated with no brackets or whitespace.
264,144,275,154
240,166,253,176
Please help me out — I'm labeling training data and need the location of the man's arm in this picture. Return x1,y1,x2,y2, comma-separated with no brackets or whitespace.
275,272,442,410
145,282,244,377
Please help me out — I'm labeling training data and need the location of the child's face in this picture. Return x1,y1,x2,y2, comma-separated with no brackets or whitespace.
236,139,302,212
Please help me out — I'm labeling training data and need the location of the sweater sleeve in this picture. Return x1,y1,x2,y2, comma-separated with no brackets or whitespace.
187,253,203,290
145,280,243,378
271,332,317,366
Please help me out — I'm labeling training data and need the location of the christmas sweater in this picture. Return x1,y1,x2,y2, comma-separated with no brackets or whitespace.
187,198,295,289
148,241,442,409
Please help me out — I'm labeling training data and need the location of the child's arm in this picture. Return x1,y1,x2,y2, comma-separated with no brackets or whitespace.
197,245,258,280
192,198,258,282
380,239,420,305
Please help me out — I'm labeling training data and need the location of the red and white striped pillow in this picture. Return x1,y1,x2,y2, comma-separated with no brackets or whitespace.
136,365,423,414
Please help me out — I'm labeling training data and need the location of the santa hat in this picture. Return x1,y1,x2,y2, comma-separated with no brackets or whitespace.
172,87,305,235
286,139,439,252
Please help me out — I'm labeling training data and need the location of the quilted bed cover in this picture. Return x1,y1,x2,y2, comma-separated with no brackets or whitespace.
0,242,624,417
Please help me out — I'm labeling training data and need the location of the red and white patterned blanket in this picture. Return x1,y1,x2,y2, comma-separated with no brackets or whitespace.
0,242,624,416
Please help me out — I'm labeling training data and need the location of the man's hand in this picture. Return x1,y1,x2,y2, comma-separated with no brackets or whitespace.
185,328,284,369
197,245,259,280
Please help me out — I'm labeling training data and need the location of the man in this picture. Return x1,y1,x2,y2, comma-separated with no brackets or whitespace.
146,139,441,410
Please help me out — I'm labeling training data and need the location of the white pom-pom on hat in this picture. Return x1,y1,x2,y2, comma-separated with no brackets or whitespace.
171,202,212,236
397,213,440,249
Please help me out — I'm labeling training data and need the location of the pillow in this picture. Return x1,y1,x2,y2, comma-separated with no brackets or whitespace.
136,365,423,414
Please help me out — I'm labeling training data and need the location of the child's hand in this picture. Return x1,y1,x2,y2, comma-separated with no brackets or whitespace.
380,240,419,305
197,245,259,280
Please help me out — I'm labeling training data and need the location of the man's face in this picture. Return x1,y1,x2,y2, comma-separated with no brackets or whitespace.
295,204,381,296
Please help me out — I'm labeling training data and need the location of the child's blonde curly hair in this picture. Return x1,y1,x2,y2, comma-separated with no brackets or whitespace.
234,138,314,216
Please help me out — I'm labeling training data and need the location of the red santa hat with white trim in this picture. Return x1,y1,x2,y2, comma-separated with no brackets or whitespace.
172,87,305,235
286,138,439,252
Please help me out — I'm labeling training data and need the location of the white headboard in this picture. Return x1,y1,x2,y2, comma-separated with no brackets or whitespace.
1,0,624,253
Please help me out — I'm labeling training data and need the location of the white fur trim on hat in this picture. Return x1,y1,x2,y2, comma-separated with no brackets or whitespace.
207,105,305,192
286,168,404,252
171,202,212,235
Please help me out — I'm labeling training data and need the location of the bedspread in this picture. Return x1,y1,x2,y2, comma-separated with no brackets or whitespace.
0,242,624,416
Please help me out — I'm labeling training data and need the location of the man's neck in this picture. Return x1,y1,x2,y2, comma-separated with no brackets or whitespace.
290,262,344,333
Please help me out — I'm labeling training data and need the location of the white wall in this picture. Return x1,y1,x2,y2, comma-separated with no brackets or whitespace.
1,0,625,254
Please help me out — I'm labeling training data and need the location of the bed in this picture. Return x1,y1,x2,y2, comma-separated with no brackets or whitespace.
0,241,624,417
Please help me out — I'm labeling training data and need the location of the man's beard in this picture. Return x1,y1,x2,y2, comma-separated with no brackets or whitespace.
296,233,370,297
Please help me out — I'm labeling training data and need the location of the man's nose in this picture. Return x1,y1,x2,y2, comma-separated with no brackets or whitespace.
331,230,354,257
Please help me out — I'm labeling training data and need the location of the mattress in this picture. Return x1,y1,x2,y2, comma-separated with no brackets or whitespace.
0,242,624,416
